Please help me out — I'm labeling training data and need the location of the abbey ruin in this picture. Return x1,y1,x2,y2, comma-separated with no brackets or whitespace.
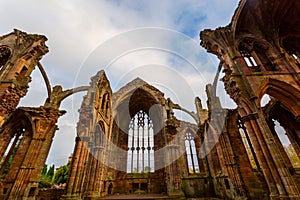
0,0,299,199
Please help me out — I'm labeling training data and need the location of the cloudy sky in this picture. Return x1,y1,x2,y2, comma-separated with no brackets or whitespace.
1,0,240,167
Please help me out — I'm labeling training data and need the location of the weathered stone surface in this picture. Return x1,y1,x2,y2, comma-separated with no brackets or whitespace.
201,0,300,199
0,1,300,199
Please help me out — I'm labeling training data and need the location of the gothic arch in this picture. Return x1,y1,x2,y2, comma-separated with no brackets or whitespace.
113,87,164,149
237,98,254,117
0,110,34,159
113,78,164,109
94,123,105,147
0,110,34,195
263,100,300,162
258,78,300,118
183,128,200,174
113,79,164,134
231,0,299,47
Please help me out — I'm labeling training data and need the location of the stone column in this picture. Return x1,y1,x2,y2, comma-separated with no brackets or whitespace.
241,110,300,198
164,117,184,198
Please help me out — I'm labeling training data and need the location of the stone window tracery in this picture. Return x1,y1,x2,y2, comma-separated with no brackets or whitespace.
185,131,199,174
127,110,154,173
240,50,258,68
101,93,110,116
237,119,259,169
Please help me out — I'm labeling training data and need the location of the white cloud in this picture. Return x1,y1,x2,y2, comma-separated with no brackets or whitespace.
1,0,239,166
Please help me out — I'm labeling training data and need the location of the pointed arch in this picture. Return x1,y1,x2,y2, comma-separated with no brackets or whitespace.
184,128,200,174
94,122,105,147
113,79,164,135
237,117,260,169
258,78,300,118
0,109,34,186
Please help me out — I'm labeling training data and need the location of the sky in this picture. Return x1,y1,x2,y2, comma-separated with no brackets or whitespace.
0,0,241,167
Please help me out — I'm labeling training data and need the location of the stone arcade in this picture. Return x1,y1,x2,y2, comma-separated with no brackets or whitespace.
0,0,299,199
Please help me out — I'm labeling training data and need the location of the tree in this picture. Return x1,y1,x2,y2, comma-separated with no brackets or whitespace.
39,164,55,188
41,164,47,176
285,144,300,168
0,139,21,177
47,164,55,180
53,162,70,185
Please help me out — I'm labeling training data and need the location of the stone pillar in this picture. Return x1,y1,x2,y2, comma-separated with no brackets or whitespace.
219,130,248,198
241,110,300,198
64,137,82,199
164,117,184,198
74,137,90,195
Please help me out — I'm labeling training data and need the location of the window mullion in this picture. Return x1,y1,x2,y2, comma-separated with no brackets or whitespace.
127,111,154,173
131,117,135,173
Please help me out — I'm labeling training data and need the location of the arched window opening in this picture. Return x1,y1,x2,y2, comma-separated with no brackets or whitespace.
105,102,109,116
238,40,260,71
127,110,154,173
237,119,259,170
185,132,200,174
260,94,271,107
240,50,258,68
101,93,108,110
274,120,300,168
94,124,105,147
0,128,24,175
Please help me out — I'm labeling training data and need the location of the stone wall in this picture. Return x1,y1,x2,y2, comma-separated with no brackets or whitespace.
37,188,65,200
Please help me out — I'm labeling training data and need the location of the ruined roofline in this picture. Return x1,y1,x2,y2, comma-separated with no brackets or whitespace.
112,77,165,104
0,29,48,45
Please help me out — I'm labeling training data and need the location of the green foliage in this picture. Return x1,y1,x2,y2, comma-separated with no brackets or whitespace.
39,173,52,188
42,164,47,175
47,164,55,179
132,166,150,178
39,161,71,188
0,139,20,178
39,164,55,188
285,144,300,168
53,162,70,184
